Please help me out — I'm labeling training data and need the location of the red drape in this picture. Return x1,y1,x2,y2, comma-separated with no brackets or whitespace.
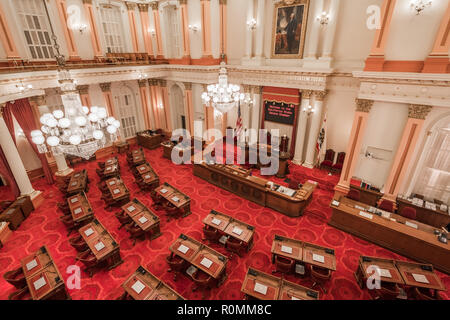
0,146,20,198
6,99,54,184
2,105,16,145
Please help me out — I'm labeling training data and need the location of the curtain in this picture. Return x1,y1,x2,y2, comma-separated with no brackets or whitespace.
0,146,19,198
6,99,54,184
2,105,16,145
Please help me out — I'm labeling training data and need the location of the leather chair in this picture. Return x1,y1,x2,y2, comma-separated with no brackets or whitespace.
202,225,221,244
76,249,98,277
412,287,443,300
332,152,346,173
57,202,71,215
347,189,360,202
164,203,180,222
378,199,394,213
69,234,88,252
60,215,76,236
399,206,417,220
310,265,332,294
166,254,187,281
3,267,26,289
191,269,216,299
8,287,31,300
320,149,335,171
150,191,165,211
125,222,146,246
272,255,294,276
225,237,244,259
115,211,131,229
370,282,400,300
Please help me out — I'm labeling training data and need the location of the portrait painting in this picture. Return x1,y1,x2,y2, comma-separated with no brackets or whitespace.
271,0,310,59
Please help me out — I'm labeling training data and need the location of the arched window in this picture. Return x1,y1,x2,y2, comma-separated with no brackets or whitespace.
117,86,139,139
14,0,55,60
162,4,182,59
99,4,125,53
412,119,450,204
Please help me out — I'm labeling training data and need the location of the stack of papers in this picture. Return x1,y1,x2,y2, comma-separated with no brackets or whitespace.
71,198,78,203
160,189,168,194
144,175,151,179
113,189,120,194
74,208,82,215
379,269,392,278
359,211,373,220
109,181,116,186
412,273,429,284
254,283,268,295
232,227,243,236
405,221,418,229
172,196,180,202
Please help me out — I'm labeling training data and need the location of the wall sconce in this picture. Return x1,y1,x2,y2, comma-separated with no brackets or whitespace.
72,23,87,34
410,0,432,15
148,28,156,36
137,72,148,80
316,11,330,26
16,83,33,93
302,105,315,115
188,24,199,33
246,18,257,31
158,103,164,110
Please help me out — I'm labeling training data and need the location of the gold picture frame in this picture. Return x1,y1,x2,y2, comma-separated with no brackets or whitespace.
271,0,310,59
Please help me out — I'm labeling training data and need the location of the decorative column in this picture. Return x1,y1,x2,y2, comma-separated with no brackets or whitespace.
0,2,21,59
200,0,212,58
151,1,164,59
305,0,324,59
148,79,161,129
0,109,43,206
254,0,265,59
77,85,92,107
82,0,103,59
138,4,153,58
125,2,139,53
179,0,191,60
335,99,374,194
219,0,227,57
160,80,172,132
242,85,251,129
244,0,254,59
250,86,262,137
183,82,194,133
319,0,340,64
292,90,313,165
382,105,433,202
138,79,152,130
100,83,116,118
304,90,327,168
55,0,79,60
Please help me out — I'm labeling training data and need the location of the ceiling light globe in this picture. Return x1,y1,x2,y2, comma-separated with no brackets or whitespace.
52,110,64,119
31,130,43,137
82,106,90,114
47,136,60,147
112,120,121,128
93,130,104,140
90,106,99,114
88,113,98,123
58,118,71,128
107,125,117,134
69,135,81,145
106,117,115,125
75,116,87,126
32,135,45,145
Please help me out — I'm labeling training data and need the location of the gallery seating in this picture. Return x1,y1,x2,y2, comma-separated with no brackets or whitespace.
332,152,346,173
320,149,335,171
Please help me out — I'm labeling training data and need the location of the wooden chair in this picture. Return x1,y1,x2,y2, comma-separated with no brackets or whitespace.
412,287,443,300
164,203,180,222
191,269,216,299
202,225,221,244
166,254,187,281
272,255,294,276
377,199,395,213
115,210,131,230
8,287,31,300
3,267,26,289
310,265,332,294
60,215,76,236
370,282,400,300
125,222,146,246
76,249,99,277
69,234,88,252
399,206,417,220
225,237,244,259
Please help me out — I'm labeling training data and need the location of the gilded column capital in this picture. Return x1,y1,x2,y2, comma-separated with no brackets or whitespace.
243,84,251,94
179,0,188,5
138,79,148,88
125,2,135,10
408,104,433,120
250,85,263,95
99,82,112,92
219,0,227,5
314,90,328,101
76,85,89,95
150,1,159,10
183,82,192,90
137,3,149,12
159,79,167,87
29,95,46,106
82,0,92,5
355,98,373,113
300,89,313,99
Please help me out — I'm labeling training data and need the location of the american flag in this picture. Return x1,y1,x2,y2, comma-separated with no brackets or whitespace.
235,101,243,140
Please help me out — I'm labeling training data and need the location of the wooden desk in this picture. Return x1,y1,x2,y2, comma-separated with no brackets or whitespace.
122,199,161,238
67,170,88,195
155,183,191,217
79,219,123,270
246,144,290,178
329,196,450,274
67,192,94,225
122,266,184,300
162,141,194,160
271,235,303,263
397,197,450,228
193,163,316,217
354,256,405,289
105,157,118,166
0,205,24,230
11,196,33,218
350,184,383,207
20,246,69,300
137,131,164,150
395,261,446,291
106,177,130,202
103,163,120,178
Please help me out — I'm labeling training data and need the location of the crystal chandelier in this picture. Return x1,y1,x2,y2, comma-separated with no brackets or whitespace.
410,0,432,15
30,0,120,160
201,62,245,114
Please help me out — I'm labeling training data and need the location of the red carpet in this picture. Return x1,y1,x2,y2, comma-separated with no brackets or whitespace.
0,146,448,300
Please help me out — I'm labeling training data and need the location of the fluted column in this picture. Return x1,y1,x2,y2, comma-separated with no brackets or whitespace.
100,83,116,118
125,2,139,53
304,91,327,168
335,99,374,194
77,85,92,107
250,86,262,139
179,0,191,59
160,80,172,132
292,90,313,165
138,80,152,130
148,79,161,129
151,2,164,58
242,85,251,130
200,0,212,58
254,0,265,58
219,0,227,57
382,105,433,202
82,0,102,58
55,0,79,60
138,4,153,57
320,0,340,59
0,2,20,59
184,82,194,133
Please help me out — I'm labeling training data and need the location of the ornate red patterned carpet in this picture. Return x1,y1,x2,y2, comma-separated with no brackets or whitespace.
0,146,448,300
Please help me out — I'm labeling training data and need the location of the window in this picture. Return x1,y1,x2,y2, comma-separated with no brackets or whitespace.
118,91,138,139
99,5,125,53
15,0,55,60
162,5,182,59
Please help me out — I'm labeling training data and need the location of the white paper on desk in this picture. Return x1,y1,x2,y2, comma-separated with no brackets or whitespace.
355,205,366,211
254,283,268,295
74,174,80,177
107,160,112,164
312,254,325,264
412,273,429,284
109,181,116,186
359,211,373,220
232,227,243,236
281,245,293,254
379,269,392,278
113,189,120,194
160,188,168,194
291,296,301,300
84,228,94,236
95,242,105,251
172,196,180,202
405,221,418,229
331,200,340,207
128,206,136,212
33,277,46,290
26,259,38,271
71,182,77,186
106,167,111,171
211,218,222,226
74,208,82,215
200,258,213,269
138,216,148,224
177,244,189,254
131,280,145,294
145,175,151,179
140,167,146,171
71,198,78,203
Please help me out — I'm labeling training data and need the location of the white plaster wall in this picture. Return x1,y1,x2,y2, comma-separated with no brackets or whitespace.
226,0,248,65
66,0,95,60
188,0,203,59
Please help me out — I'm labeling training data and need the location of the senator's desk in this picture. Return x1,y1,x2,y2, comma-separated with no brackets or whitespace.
11,196,33,218
136,163,160,187
241,268,319,300
0,205,25,230
137,131,164,150
193,163,316,217
329,196,450,274
105,177,130,203
169,234,228,286
102,162,120,179
122,199,162,238
20,246,70,300
67,192,94,225
67,170,88,195
79,219,123,270
350,184,383,207
246,143,290,178
155,182,191,217
122,266,184,300
397,197,450,229
129,149,147,167
162,141,194,160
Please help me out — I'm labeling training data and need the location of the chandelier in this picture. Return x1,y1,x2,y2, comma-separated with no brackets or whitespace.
30,0,120,160
201,62,245,114
410,0,432,15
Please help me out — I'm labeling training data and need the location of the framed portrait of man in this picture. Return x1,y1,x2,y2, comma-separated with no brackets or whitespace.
271,0,310,59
